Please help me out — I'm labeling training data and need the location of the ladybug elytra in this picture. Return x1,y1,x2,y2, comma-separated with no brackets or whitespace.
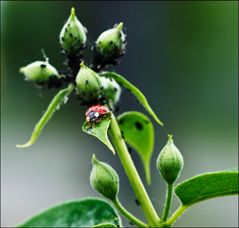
85,104,110,123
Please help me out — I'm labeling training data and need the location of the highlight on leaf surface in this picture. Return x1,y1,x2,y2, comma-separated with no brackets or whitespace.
100,71,164,126
175,170,239,206
17,198,122,228
118,111,154,185
82,113,115,154
16,84,74,148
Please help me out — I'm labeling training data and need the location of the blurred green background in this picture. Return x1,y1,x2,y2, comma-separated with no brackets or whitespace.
1,1,238,227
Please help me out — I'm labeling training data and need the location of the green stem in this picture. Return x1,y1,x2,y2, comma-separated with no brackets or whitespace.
109,114,160,226
162,183,174,221
112,198,148,227
166,205,188,226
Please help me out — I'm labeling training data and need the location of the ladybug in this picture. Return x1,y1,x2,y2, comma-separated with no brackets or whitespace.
85,104,110,123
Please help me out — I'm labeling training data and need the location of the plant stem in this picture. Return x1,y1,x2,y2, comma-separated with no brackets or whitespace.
109,114,160,226
162,183,174,221
112,198,148,227
166,205,188,226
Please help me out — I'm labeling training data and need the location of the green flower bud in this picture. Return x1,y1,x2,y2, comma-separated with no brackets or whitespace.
95,23,126,59
156,135,184,184
90,154,119,200
100,76,121,109
19,60,60,84
75,62,102,103
59,7,87,54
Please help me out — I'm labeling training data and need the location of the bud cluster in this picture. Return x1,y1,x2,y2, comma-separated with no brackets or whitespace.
19,7,125,107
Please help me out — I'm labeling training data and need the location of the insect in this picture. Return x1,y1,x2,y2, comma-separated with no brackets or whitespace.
85,104,110,123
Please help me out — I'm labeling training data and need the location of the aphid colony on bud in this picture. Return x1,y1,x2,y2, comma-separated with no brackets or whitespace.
75,62,102,103
100,76,121,110
19,60,62,87
59,7,87,55
75,62,122,109
93,23,126,69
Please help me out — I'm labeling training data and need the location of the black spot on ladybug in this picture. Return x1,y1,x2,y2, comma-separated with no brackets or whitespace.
114,87,118,92
109,78,113,81
135,198,140,206
110,41,113,45
135,121,143,131
101,86,104,90
85,80,89,84
69,33,73,38
61,37,65,42
40,64,46,69
67,23,70,27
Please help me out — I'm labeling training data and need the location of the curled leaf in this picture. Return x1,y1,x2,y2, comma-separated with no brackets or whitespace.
100,71,163,126
118,111,154,185
16,84,74,148
82,113,115,154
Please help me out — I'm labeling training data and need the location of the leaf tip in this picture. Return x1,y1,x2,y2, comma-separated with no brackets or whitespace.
16,142,32,149
92,153,98,164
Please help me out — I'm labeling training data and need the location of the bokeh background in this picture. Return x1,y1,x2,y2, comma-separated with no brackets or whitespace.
1,1,238,227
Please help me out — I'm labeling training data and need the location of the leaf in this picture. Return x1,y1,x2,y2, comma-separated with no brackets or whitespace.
100,71,163,126
16,84,74,148
82,114,115,154
18,198,122,227
175,170,239,206
93,223,117,228
118,111,154,185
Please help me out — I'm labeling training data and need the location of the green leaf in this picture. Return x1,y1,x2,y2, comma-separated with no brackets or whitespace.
100,71,164,126
93,223,117,228
175,170,239,206
18,198,122,227
82,114,115,154
16,84,74,148
118,111,154,185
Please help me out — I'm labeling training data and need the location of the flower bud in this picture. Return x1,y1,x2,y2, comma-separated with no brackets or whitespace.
59,7,87,54
90,154,119,200
156,135,184,184
75,62,102,103
95,23,126,60
100,76,121,109
19,60,60,84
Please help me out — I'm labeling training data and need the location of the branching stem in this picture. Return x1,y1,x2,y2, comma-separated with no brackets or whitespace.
112,198,148,227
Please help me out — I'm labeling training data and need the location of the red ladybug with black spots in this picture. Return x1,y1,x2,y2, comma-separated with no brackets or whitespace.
85,104,110,123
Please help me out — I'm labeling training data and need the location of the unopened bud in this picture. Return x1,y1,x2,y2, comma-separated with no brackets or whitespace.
95,23,126,60
19,60,60,84
100,76,121,109
59,7,87,54
90,154,119,200
156,135,184,184
75,62,102,103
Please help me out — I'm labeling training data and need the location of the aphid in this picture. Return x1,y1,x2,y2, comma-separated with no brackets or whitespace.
85,104,109,123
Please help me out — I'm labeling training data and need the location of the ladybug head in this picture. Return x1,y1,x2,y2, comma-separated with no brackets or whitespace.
86,111,100,122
